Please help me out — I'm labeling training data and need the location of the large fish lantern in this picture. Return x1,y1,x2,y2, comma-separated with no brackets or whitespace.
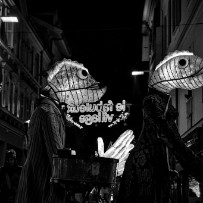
117,51,203,202
149,51,203,93
42,59,107,106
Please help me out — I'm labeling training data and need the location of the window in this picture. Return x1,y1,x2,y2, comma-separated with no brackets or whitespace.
172,0,181,32
31,98,35,115
9,81,13,112
164,16,167,51
28,47,34,74
1,70,9,108
202,87,203,103
11,82,16,115
24,95,31,120
186,90,193,129
0,65,2,107
175,89,179,126
34,53,39,81
5,22,14,49
21,41,26,65
20,90,24,119
14,85,18,116
168,0,171,45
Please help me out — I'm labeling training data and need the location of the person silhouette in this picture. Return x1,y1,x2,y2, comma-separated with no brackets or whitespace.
0,149,22,203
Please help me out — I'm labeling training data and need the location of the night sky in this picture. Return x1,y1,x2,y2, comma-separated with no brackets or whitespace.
27,1,148,154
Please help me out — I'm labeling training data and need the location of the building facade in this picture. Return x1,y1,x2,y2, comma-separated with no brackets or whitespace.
142,0,203,202
0,0,71,166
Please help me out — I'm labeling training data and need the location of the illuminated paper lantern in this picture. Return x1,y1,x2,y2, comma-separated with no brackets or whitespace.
149,51,203,93
42,59,107,106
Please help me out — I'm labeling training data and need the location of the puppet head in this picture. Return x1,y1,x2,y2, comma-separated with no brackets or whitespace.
42,59,107,106
149,51,203,93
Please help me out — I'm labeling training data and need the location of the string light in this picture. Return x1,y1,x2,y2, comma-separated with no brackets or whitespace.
66,114,83,129
65,111,130,129
108,112,130,128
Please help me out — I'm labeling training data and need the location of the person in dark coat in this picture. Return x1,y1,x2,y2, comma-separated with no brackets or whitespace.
15,59,108,203
15,59,134,203
118,51,203,203
0,149,22,203
118,88,203,203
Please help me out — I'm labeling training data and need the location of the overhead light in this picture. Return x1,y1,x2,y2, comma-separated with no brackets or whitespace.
132,71,145,76
25,120,30,124
131,70,150,76
1,16,18,22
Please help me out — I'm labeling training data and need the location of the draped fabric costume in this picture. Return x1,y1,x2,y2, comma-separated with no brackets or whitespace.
118,88,203,203
15,98,67,203
15,59,107,203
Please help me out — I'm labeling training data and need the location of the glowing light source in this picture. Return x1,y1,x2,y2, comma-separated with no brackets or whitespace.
1,16,18,22
132,70,150,76
64,100,129,129
189,176,200,197
148,51,203,93
25,120,30,124
132,71,145,76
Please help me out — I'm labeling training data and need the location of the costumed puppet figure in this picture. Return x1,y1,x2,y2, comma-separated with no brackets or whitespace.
118,51,203,203
15,59,134,203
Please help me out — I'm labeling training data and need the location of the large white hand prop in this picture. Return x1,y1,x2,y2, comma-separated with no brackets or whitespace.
97,129,134,176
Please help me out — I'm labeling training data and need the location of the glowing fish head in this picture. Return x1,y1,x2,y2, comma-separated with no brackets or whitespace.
42,59,107,106
149,51,203,93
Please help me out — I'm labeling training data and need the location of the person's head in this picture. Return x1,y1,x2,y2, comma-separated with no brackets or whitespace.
5,149,17,167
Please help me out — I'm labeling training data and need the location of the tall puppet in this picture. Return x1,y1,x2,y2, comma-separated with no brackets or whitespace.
15,59,134,203
118,51,203,203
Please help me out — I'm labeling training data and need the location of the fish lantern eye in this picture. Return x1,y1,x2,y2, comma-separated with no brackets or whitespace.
77,69,88,79
178,58,188,68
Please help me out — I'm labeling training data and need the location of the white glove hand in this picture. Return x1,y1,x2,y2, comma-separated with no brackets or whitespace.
97,129,134,176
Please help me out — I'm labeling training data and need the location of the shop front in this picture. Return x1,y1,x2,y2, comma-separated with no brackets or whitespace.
0,108,26,167
175,127,203,203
